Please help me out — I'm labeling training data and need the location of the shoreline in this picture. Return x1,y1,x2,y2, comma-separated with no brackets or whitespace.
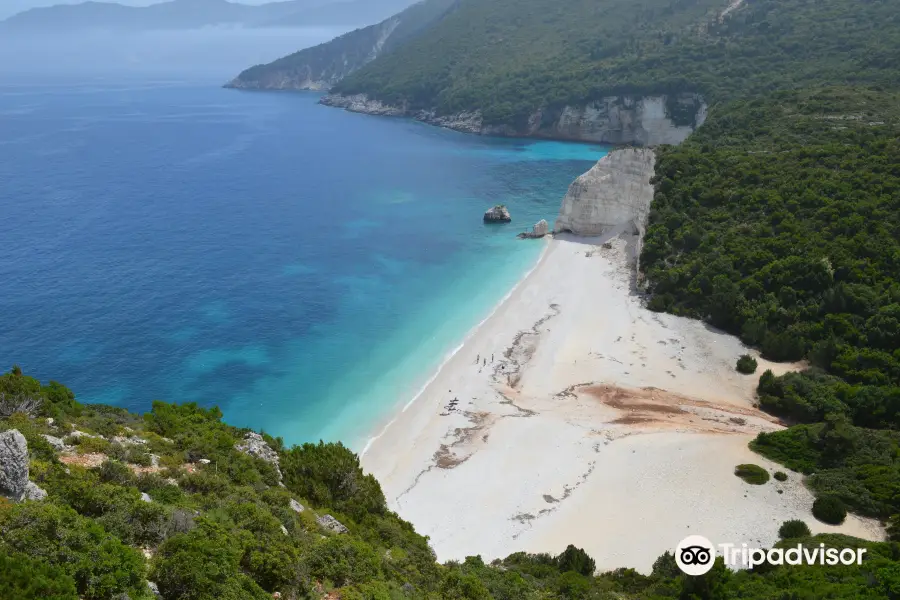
359,238,553,457
360,231,884,571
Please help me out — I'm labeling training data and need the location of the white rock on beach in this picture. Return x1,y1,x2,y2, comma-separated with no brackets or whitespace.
554,147,655,237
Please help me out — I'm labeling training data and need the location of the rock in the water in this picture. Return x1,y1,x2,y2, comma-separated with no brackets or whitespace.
316,514,349,534
289,499,304,513
234,432,283,483
41,434,68,451
140,492,152,503
554,148,656,237
518,219,550,239
483,204,512,223
0,430,47,501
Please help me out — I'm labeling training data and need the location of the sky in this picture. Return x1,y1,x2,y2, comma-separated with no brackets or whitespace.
1,0,273,19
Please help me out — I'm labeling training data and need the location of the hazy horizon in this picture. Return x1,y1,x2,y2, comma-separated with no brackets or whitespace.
2,0,290,20
0,26,344,79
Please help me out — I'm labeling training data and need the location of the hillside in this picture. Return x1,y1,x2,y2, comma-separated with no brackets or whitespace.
0,0,419,32
3,365,900,599
226,0,458,91
330,0,900,128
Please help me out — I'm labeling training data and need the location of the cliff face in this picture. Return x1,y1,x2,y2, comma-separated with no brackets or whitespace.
225,0,458,91
320,93,706,145
226,18,401,91
554,148,656,242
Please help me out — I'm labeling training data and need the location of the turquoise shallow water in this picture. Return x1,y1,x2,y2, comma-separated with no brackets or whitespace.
0,77,607,448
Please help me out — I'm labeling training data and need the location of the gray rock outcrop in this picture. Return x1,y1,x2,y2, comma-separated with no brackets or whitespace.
554,148,656,239
518,219,549,239
140,492,152,503
483,205,512,223
235,432,283,483
41,434,68,451
316,514,349,534
0,429,47,502
289,498,305,513
320,93,706,146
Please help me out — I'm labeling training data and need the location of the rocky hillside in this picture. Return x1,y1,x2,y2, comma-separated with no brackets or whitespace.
226,0,458,91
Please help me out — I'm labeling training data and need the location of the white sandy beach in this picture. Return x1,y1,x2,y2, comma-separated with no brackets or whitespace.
361,229,883,573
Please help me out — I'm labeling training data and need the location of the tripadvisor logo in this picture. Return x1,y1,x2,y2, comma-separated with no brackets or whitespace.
674,535,867,574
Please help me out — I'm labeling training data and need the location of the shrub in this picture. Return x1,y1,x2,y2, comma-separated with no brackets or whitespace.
152,521,269,600
774,471,788,482
778,520,811,539
812,496,847,525
735,464,770,485
736,354,758,374
0,502,145,600
0,548,78,600
304,536,381,588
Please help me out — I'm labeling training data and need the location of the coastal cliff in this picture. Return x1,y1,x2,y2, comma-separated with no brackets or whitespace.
554,148,656,237
225,0,458,91
320,93,706,145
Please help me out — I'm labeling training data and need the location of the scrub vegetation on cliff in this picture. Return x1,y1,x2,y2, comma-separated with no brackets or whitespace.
4,365,900,599
330,0,900,127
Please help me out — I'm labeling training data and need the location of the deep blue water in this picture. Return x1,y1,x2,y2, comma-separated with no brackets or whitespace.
0,77,606,447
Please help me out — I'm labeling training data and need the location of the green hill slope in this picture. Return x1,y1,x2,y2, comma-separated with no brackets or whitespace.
331,0,900,127
4,365,900,599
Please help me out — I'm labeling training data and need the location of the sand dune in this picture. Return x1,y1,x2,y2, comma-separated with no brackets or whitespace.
361,231,883,572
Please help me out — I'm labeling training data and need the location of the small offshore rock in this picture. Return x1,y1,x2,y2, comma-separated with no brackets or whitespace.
518,219,550,239
289,498,305,513
483,204,512,223
316,514,349,534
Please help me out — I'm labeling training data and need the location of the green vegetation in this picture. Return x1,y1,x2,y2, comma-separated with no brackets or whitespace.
734,463,769,485
735,355,757,374
6,366,900,599
773,471,787,482
778,520,811,540
813,496,848,525
332,0,900,127
641,84,900,536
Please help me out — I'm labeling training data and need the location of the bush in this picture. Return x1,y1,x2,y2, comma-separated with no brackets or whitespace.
0,548,78,600
736,354,758,374
774,471,788,482
0,502,145,600
778,520,811,539
735,464,770,485
304,536,381,588
812,496,847,525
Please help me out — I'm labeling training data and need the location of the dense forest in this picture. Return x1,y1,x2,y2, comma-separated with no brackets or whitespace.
4,366,900,600
639,85,900,533
331,0,900,126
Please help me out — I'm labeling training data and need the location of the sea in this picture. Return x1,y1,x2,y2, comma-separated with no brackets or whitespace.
0,73,607,449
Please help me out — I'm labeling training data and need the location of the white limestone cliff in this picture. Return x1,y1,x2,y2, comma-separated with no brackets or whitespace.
320,94,705,146
554,148,656,240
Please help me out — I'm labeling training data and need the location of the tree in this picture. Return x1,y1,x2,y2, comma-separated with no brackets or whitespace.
812,496,847,525
557,544,596,576
0,548,77,600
